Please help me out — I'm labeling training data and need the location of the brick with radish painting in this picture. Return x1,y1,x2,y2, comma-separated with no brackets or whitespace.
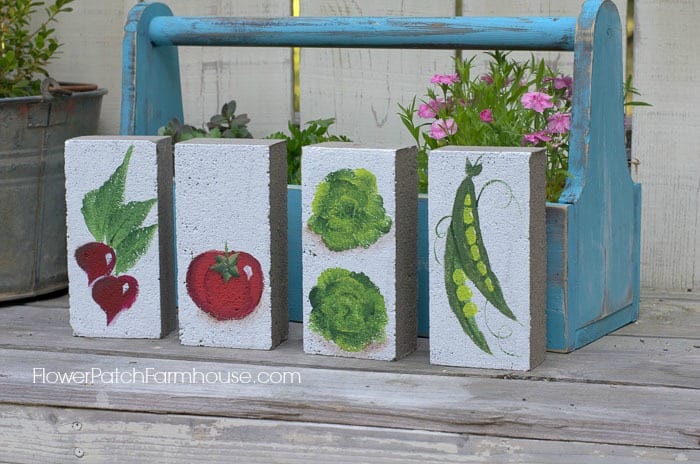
428,147,546,370
65,136,175,338
175,139,287,350
302,143,417,361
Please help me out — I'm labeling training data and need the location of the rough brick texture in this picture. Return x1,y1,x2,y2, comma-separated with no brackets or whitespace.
65,136,175,338
175,139,287,350
302,142,417,360
428,147,546,370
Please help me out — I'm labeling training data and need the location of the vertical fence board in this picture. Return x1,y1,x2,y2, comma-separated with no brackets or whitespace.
458,1,626,79
299,0,456,146
44,0,293,137
37,1,131,134
632,0,700,292
156,0,293,138
39,0,698,294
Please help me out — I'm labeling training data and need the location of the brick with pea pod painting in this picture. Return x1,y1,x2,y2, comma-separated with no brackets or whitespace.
428,147,546,370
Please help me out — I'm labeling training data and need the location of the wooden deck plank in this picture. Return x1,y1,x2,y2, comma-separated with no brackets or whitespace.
0,347,698,450
0,404,696,464
5,290,699,339
0,305,697,389
617,293,700,339
1,292,698,455
5,291,698,340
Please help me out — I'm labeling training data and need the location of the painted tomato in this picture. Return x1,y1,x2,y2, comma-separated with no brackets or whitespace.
186,248,264,320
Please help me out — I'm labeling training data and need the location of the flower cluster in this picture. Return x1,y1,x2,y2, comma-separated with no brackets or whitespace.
399,51,573,201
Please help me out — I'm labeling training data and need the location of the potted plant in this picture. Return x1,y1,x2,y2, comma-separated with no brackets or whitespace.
0,0,107,300
400,50,645,351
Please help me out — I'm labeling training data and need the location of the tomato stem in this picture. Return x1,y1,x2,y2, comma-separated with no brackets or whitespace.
210,247,240,282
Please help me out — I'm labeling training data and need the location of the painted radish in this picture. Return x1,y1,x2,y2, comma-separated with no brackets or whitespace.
91,275,139,325
75,242,116,285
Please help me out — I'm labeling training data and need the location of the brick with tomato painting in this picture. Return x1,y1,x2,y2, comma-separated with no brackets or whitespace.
175,139,288,350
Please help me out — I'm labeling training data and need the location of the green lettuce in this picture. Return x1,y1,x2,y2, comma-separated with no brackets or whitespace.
309,268,388,352
308,168,392,252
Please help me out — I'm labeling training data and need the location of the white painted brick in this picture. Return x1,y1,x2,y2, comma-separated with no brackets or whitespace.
175,139,287,350
65,136,175,338
428,147,546,370
302,142,417,361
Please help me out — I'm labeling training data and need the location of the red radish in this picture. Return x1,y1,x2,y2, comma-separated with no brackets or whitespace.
186,248,264,321
92,275,139,325
75,242,116,285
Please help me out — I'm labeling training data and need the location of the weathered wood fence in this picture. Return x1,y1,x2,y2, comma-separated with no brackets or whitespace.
44,0,698,293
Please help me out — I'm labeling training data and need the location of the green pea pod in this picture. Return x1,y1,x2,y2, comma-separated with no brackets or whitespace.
447,158,516,321
444,231,491,354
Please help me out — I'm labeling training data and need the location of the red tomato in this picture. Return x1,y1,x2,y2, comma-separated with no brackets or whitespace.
185,249,264,320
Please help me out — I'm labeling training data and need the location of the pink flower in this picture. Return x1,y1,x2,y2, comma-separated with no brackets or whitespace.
430,118,457,140
553,75,573,90
417,98,445,119
480,74,494,85
522,131,552,145
547,112,571,134
430,73,460,85
553,75,573,100
521,91,554,113
479,108,494,124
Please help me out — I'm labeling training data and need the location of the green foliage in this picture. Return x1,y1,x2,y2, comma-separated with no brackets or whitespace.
623,74,651,108
401,51,650,201
206,100,252,138
307,168,392,252
157,100,252,143
0,0,74,98
81,145,157,275
159,107,352,185
81,146,133,243
267,118,351,185
400,51,573,201
308,267,388,352
157,117,208,142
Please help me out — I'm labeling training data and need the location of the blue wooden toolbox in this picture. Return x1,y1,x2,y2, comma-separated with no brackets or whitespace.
119,0,641,352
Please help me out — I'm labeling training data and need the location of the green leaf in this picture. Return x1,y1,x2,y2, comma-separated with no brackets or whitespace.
106,198,157,249
113,224,158,275
81,146,133,242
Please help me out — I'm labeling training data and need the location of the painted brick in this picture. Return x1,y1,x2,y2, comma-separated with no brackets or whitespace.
65,136,175,338
428,147,546,370
302,142,417,361
175,139,287,350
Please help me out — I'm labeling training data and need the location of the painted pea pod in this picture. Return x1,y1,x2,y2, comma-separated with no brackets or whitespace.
443,231,491,354
448,159,516,321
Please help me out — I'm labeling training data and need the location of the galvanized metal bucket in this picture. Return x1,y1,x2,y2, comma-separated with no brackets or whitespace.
0,86,107,301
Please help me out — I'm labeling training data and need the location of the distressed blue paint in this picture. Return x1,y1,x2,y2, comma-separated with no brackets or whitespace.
417,195,429,336
545,0,641,351
287,186,303,323
121,0,641,351
148,16,576,51
545,203,568,348
120,3,183,135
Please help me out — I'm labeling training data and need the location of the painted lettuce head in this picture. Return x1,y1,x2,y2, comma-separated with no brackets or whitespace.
309,268,388,352
308,168,392,251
